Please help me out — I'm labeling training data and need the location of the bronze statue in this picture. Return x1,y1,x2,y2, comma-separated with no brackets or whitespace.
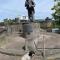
22,0,35,52
25,0,35,22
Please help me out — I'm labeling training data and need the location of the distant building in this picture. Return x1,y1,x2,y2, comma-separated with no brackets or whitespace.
19,16,29,23
19,16,28,20
17,16,29,23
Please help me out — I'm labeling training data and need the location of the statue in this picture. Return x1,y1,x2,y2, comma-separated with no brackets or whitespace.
25,0,35,22
22,0,36,52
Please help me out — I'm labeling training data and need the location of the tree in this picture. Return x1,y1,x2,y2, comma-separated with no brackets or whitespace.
4,18,8,26
51,0,60,28
4,17,20,25
0,22,4,26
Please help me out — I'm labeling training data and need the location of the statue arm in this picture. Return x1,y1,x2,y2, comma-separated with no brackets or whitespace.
30,1,35,7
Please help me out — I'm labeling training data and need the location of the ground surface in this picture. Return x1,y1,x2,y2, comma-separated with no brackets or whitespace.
0,27,60,60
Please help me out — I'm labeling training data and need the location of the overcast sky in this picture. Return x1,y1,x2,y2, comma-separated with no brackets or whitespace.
0,0,54,21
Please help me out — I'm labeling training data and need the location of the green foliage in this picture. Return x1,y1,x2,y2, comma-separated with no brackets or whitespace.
4,17,20,25
0,22,4,26
58,2,60,6
51,1,60,27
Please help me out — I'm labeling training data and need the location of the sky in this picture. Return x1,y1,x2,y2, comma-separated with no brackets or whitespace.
0,0,54,22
